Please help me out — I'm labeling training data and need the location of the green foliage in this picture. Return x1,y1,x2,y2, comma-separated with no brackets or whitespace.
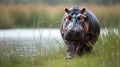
0,10,14,28
94,31,120,67
0,4,120,28
10,10,27,27
0,0,120,5
96,12,120,28
0,30,120,67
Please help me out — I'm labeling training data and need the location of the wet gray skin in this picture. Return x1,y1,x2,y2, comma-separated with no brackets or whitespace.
60,6,100,59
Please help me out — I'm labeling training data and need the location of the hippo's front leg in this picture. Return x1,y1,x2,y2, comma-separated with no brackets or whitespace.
64,40,75,59
76,43,84,56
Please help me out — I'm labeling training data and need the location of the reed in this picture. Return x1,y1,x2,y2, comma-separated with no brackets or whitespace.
0,4,120,28
0,29,120,67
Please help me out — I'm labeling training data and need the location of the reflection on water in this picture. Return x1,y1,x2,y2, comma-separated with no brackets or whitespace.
0,28,119,56
0,28,64,56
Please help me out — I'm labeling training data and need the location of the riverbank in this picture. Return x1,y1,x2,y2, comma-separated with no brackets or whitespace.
0,30,120,67
0,4,120,28
0,29,120,67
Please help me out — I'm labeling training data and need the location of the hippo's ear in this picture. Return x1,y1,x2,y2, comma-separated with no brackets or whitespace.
65,8,69,14
81,8,86,14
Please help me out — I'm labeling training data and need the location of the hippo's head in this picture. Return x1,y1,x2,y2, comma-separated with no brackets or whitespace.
62,7,89,41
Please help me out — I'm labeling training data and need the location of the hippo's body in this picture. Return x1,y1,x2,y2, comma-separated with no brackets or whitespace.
60,6,100,59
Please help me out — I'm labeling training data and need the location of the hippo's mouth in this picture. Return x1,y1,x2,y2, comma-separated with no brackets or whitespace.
64,32,84,41
65,37,83,41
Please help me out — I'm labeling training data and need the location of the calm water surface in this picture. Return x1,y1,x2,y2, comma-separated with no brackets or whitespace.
0,28,119,56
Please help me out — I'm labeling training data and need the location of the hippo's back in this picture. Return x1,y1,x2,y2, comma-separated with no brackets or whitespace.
86,10,100,44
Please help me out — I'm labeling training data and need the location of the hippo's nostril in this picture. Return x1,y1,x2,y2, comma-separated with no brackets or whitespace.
76,31,80,34
68,29,74,33
68,30,71,33
75,29,80,33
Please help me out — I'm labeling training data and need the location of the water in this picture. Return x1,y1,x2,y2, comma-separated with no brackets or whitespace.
0,28,119,56
0,28,64,56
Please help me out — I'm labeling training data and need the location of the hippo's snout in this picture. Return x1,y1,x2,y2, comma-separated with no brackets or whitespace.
64,29,84,41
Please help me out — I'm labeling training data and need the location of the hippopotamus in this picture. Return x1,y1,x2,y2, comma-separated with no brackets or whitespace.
60,6,100,59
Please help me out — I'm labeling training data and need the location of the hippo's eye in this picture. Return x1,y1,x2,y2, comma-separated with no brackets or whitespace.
79,16,84,21
66,15,71,20
79,15,86,22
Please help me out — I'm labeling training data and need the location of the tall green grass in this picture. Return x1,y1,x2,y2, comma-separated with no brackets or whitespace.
0,29,120,67
0,4,120,28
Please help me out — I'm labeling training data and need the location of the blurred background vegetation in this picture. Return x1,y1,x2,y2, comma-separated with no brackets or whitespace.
0,0,120,28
